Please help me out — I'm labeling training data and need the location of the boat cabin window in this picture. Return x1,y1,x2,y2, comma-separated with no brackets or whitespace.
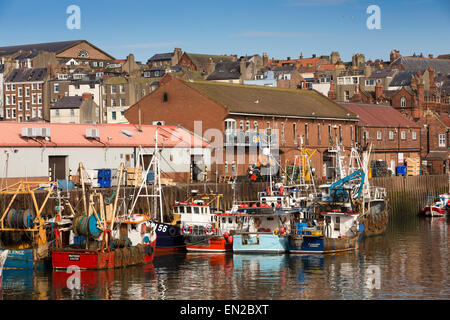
193,207,200,214
334,217,340,231
267,217,274,221
211,216,214,222
186,206,192,214
228,218,232,224
222,217,226,223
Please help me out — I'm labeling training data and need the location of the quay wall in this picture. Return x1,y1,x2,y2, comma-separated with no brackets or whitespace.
0,175,447,220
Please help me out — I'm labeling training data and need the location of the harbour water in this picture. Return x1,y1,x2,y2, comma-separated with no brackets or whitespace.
0,214,448,300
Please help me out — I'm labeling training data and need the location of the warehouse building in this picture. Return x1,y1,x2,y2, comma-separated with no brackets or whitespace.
0,122,210,186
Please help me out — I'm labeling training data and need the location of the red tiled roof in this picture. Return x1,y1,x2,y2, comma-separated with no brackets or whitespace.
339,103,420,128
0,122,209,148
440,117,450,128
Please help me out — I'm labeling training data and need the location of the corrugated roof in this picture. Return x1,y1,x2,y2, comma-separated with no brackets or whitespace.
339,103,419,128
185,81,358,120
0,123,209,148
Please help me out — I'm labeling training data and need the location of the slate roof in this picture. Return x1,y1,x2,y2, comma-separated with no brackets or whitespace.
367,69,397,79
184,53,235,70
206,61,241,80
52,96,83,109
0,40,82,58
390,56,450,74
148,53,174,62
184,81,358,120
389,70,425,87
339,103,420,128
5,68,47,82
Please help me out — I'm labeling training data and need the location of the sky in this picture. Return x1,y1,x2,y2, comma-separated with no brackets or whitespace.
0,0,449,63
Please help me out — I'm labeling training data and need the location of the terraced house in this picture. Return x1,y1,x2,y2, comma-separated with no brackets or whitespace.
3,68,48,122
102,76,156,123
124,75,359,182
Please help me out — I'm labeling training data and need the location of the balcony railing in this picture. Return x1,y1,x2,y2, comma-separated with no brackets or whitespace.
224,131,278,147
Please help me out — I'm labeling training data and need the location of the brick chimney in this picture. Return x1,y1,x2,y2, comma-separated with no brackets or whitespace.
417,81,425,106
82,93,93,101
328,82,336,100
428,66,436,91
375,81,383,100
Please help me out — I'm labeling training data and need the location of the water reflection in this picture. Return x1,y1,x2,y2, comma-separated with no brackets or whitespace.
0,215,449,300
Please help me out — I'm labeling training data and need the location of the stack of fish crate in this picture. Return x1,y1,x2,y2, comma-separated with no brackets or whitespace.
126,167,143,186
405,157,421,176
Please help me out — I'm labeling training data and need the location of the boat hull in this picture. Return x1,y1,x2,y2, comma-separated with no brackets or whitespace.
233,234,288,253
0,248,51,271
51,239,156,270
185,235,232,252
421,206,447,217
362,201,390,237
288,234,361,254
154,222,185,252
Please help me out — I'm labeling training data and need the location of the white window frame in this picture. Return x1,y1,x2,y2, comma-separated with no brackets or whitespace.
18,87,23,98
401,131,406,140
439,134,446,147
400,97,406,108
54,83,59,93
377,130,382,140
412,131,417,140
389,131,394,140
25,87,30,97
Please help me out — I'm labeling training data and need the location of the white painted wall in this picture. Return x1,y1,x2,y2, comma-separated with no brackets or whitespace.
50,109,80,123
0,146,211,179
311,83,331,96
69,83,101,106
0,73,3,118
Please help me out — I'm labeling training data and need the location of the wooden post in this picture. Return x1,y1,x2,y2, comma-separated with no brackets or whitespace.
79,163,87,215
110,163,124,231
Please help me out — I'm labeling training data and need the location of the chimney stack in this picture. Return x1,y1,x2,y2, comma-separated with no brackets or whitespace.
82,93,93,101
375,82,383,100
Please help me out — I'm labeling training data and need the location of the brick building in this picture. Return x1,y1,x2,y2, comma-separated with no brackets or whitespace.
3,68,48,122
339,103,421,174
124,75,359,181
416,110,449,174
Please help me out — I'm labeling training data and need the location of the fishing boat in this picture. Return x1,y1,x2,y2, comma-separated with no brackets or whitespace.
233,206,294,253
0,181,57,270
0,250,8,286
288,172,365,254
178,192,236,252
288,143,368,254
420,194,450,217
354,145,390,236
51,163,157,270
129,138,184,253
420,175,450,217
